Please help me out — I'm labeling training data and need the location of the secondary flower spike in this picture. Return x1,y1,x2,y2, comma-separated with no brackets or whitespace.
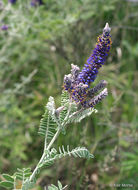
63,23,112,108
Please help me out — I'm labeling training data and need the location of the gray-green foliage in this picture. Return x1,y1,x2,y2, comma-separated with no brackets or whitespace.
0,174,14,189
0,91,95,189
0,168,33,190
38,146,94,169
48,180,68,190
38,108,56,142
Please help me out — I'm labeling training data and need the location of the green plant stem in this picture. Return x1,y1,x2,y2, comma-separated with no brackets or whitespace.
47,128,61,150
44,115,50,151
28,151,45,182
62,103,72,126
28,128,61,182
28,104,71,183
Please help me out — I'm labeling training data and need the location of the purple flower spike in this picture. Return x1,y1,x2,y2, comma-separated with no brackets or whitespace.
30,0,43,6
63,23,112,108
77,23,112,87
1,25,9,31
9,0,17,4
85,88,108,108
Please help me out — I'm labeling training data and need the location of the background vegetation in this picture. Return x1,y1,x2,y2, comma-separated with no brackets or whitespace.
0,0,138,189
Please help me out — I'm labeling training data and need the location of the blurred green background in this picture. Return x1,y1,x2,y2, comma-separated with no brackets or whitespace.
0,0,138,189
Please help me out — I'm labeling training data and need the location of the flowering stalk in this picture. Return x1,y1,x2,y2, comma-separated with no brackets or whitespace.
64,23,112,108
77,23,112,86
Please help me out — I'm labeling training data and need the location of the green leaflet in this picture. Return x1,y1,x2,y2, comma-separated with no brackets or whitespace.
15,168,32,181
0,181,14,189
48,181,68,190
48,185,59,190
57,146,94,159
59,90,97,125
38,104,56,146
67,107,97,123
15,168,34,190
2,174,14,182
22,180,35,190
59,90,70,123
59,90,77,128
39,146,94,169
60,90,70,106
0,168,32,190
58,181,63,189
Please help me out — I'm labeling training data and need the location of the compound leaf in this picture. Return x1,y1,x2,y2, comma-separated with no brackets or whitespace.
0,181,14,189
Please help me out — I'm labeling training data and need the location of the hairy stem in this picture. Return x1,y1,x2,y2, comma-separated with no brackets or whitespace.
47,128,61,150
28,128,61,182
27,104,71,184
28,150,46,182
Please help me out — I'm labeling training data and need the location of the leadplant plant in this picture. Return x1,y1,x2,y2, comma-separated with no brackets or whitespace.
0,91,96,190
0,23,112,190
